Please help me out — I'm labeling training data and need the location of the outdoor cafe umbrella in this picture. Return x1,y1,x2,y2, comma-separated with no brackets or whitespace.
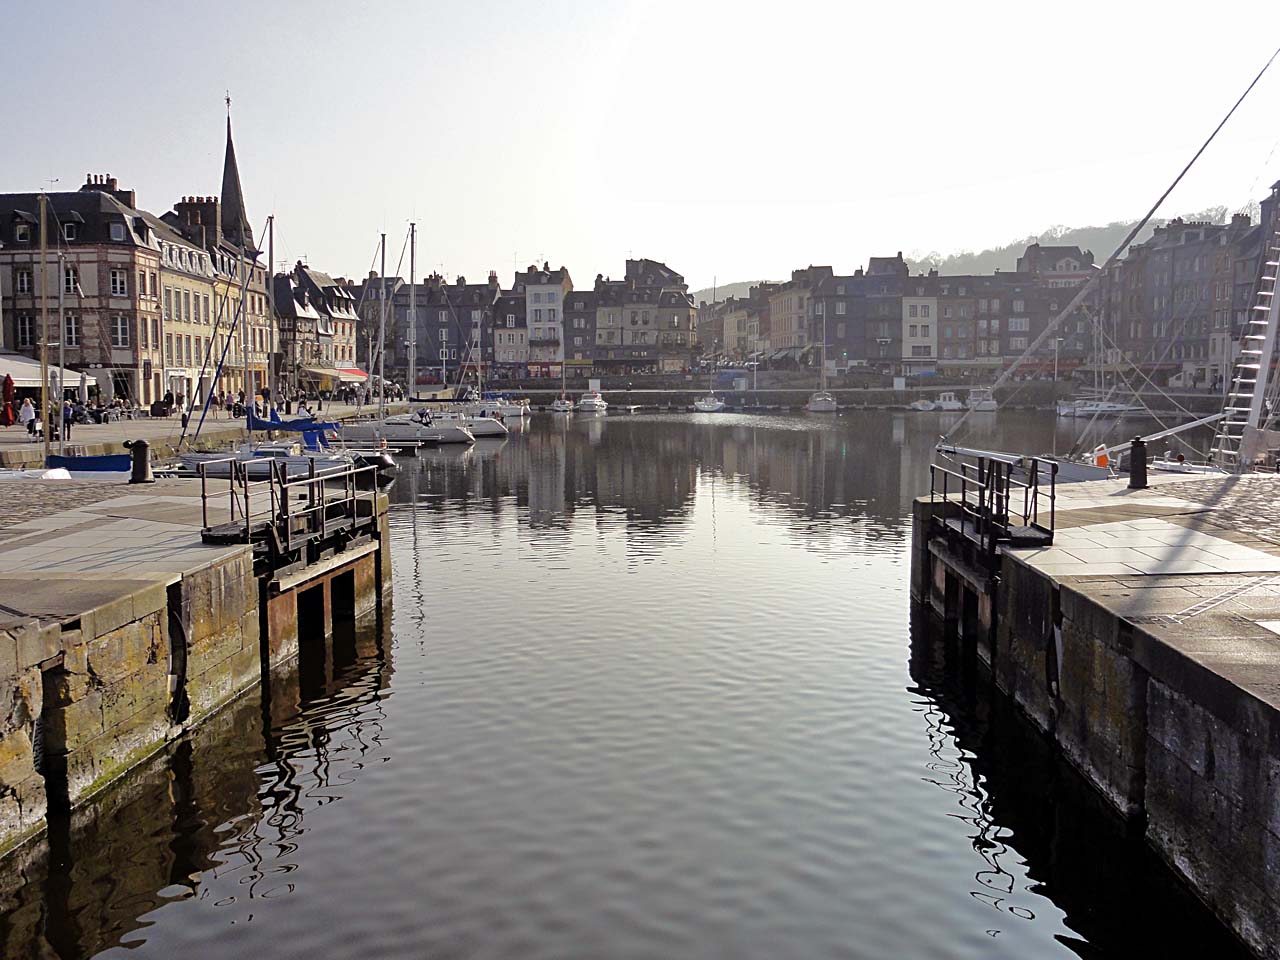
78,371,89,405
49,370,60,408
0,374,14,427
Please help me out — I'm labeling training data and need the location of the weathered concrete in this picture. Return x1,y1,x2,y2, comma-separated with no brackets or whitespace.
0,474,391,858
913,473,1280,958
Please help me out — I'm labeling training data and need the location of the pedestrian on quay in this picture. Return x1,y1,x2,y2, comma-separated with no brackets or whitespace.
18,397,35,435
62,399,73,439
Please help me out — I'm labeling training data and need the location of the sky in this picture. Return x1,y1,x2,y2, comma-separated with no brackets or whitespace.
6,0,1280,292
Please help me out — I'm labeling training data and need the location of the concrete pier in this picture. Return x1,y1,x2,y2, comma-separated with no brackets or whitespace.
914,472,1280,957
0,475,391,856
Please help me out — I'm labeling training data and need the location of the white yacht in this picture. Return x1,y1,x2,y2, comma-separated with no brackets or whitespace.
1056,398,1144,418
805,392,838,413
965,388,998,412
343,412,474,444
909,398,937,412
550,397,576,413
935,392,964,411
806,314,839,412
693,395,726,412
577,390,608,413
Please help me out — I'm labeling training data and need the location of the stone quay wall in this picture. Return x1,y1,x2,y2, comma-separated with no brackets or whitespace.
912,495,1280,957
0,506,389,858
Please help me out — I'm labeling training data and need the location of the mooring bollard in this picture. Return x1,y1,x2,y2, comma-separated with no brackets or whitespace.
123,438,155,484
1128,436,1147,490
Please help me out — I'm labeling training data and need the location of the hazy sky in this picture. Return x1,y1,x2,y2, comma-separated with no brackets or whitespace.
6,1,1280,291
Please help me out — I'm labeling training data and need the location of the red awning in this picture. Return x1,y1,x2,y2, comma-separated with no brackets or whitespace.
337,368,368,383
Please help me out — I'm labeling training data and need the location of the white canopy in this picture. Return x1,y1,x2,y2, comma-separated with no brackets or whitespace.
0,352,96,389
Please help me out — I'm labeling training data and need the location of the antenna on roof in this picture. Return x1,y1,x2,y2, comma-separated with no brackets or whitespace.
225,90,232,115
44,177,59,191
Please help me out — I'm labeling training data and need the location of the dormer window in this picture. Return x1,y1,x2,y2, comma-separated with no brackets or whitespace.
110,222,126,241
63,222,78,241
14,223,30,242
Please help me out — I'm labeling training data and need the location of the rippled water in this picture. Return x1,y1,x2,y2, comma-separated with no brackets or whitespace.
0,410,1247,959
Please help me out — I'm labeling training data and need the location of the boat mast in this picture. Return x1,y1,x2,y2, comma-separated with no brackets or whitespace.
408,222,417,401
57,250,65,457
38,193,50,462
378,232,387,417
267,215,275,405
821,309,828,391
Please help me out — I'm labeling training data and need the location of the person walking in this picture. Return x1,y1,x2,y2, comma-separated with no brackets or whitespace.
62,399,73,440
18,397,35,436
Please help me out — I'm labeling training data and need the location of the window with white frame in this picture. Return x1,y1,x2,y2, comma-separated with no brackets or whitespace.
16,269,31,294
110,222,126,241
14,223,30,242
17,314,34,347
111,313,129,347
1009,337,1028,350
110,269,127,296
63,266,78,294
1008,317,1029,332
63,222,78,241
65,313,80,346
1012,299,1025,313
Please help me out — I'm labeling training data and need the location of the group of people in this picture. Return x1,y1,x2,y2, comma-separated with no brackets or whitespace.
12,395,135,438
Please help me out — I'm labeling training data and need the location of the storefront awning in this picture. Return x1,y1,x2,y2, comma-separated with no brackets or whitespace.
337,367,368,383
301,366,343,381
0,352,96,389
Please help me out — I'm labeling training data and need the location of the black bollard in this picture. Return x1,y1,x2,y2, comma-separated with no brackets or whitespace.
1128,436,1147,490
123,439,155,484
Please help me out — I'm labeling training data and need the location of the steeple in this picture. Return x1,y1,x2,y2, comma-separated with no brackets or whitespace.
220,114,253,250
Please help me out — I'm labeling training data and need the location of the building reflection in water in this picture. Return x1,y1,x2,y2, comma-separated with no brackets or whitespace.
0,607,391,959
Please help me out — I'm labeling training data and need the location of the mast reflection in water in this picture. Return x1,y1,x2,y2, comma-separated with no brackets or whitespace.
0,411,1247,959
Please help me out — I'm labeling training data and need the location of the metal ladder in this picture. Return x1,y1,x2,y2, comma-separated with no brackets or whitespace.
1211,226,1280,470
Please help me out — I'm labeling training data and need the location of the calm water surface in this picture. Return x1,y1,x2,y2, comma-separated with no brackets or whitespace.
0,410,1246,959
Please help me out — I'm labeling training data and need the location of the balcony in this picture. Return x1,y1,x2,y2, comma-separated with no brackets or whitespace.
528,337,561,347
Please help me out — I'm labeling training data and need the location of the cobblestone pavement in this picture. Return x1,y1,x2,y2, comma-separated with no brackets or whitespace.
1158,474,1280,546
0,479,138,530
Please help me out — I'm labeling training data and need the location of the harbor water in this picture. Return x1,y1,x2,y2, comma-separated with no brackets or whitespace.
0,410,1246,959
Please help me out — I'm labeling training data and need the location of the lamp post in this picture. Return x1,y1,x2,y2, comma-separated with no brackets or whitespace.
1053,337,1064,381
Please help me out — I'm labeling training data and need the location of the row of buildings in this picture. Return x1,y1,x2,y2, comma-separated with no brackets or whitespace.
697,183,1280,386
354,257,699,383
0,120,365,407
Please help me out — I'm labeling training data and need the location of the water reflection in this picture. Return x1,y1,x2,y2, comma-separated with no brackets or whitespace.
0,409,1244,959
0,611,390,959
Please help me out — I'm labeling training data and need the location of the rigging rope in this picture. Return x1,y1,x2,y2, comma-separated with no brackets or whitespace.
941,42,1280,446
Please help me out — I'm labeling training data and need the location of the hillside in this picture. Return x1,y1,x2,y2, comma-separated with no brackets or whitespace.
694,205,1251,302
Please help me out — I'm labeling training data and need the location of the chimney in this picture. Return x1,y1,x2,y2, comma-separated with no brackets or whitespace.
488,270,498,285
456,275,466,286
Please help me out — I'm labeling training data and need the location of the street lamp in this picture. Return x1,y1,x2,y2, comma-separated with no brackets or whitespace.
1053,337,1065,382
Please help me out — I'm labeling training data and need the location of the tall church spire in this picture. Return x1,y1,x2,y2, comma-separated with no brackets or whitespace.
220,112,253,250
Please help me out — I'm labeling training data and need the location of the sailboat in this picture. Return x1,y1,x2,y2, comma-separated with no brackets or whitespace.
550,356,574,413
693,358,725,412
806,312,838,412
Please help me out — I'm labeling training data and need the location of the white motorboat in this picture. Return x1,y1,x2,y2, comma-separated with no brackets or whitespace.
1056,398,1144,418
935,391,964,412
965,388,998,412
550,397,576,413
909,398,937,412
805,391,838,413
180,441,351,479
693,394,726,413
577,390,608,413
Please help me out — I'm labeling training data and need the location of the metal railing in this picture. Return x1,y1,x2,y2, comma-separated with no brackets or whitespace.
198,456,379,550
929,451,1056,562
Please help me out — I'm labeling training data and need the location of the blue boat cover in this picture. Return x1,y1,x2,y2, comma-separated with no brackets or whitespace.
46,453,132,472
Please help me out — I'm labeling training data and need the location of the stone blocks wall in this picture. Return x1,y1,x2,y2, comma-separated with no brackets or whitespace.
178,550,260,721
994,556,1057,734
1143,675,1280,957
0,619,52,854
